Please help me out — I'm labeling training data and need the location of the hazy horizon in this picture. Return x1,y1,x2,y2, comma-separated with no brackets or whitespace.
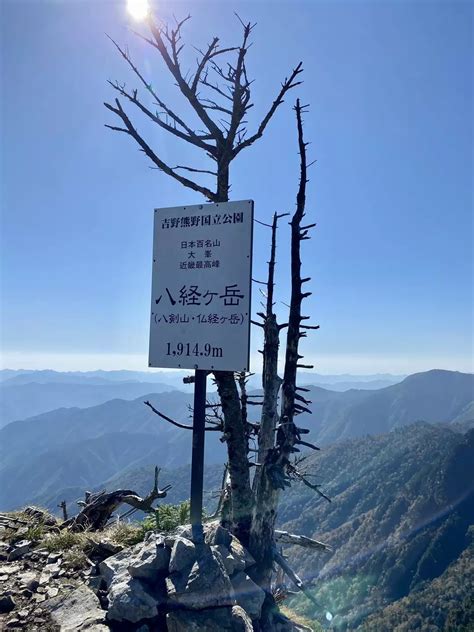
1,352,472,377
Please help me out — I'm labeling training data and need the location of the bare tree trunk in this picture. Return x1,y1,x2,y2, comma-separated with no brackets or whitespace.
248,102,314,629
213,161,253,545
249,213,283,591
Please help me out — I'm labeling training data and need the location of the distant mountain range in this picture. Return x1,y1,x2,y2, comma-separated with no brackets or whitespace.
0,369,472,514
0,379,178,428
0,369,191,386
0,390,226,510
0,368,407,427
304,369,474,444
0,368,404,393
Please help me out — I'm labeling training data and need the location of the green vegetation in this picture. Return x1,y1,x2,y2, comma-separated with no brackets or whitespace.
282,425,474,629
106,500,192,546
280,605,323,631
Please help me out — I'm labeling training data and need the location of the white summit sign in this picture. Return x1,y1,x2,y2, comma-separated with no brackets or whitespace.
149,200,254,371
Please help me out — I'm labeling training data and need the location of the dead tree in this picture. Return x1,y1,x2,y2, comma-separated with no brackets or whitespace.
105,15,328,628
62,466,170,532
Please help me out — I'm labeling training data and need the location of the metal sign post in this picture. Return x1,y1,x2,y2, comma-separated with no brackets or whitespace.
149,200,253,540
190,369,206,542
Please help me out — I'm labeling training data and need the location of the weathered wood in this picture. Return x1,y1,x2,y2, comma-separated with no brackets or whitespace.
62,467,170,532
273,548,320,609
58,501,68,522
249,212,284,590
274,530,331,552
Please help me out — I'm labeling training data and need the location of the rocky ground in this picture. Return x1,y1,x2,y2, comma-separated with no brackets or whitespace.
0,508,310,632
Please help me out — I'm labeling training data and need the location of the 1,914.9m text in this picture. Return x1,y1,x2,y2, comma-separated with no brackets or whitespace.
165,342,223,358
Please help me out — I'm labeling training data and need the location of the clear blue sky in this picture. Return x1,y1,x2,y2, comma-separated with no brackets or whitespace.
0,0,472,374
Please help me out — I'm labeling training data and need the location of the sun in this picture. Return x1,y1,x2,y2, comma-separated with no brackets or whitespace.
127,0,150,21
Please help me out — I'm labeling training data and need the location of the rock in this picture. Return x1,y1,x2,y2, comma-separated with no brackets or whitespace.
47,586,59,598
7,539,31,561
0,574,9,581
17,610,29,619
205,522,232,548
87,576,104,593
169,536,197,574
23,506,57,526
107,574,160,623
39,562,61,585
0,594,15,614
229,536,255,569
231,605,254,632
18,570,39,591
0,542,10,561
167,605,252,631
213,544,245,576
6,618,20,627
0,563,21,575
128,535,170,580
136,626,150,632
98,547,131,588
87,539,123,563
230,572,265,619
173,524,193,540
44,585,106,630
167,544,234,610
47,552,62,563
46,562,62,576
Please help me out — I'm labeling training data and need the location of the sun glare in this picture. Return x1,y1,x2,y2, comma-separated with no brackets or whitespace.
127,0,150,21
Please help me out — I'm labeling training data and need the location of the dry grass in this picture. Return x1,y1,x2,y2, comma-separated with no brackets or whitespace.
43,530,88,553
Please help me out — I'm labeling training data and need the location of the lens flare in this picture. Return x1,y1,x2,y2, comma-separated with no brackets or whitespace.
127,0,150,21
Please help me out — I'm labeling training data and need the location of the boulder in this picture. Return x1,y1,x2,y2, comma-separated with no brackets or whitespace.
106,574,160,623
43,585,106,630
229,536,255,569
128,535,170,580
7,539,31,561
98,547,131,587
166,604,252,632
231,571,265,619
213,544,245,576
231,605,254,631
6,617,20,627
168,536,196,574
17,570,39,592
205,522,232,548
167,544,234,610
0,594,15,614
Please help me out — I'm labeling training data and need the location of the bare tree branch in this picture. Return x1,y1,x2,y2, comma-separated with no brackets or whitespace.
233,62,303,156
104,99,217,200
148,17,225,141
274,530,331,552
144,400,221,431
106,35,214,152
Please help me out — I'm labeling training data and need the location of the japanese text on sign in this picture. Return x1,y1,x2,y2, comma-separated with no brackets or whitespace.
149,201,254,371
